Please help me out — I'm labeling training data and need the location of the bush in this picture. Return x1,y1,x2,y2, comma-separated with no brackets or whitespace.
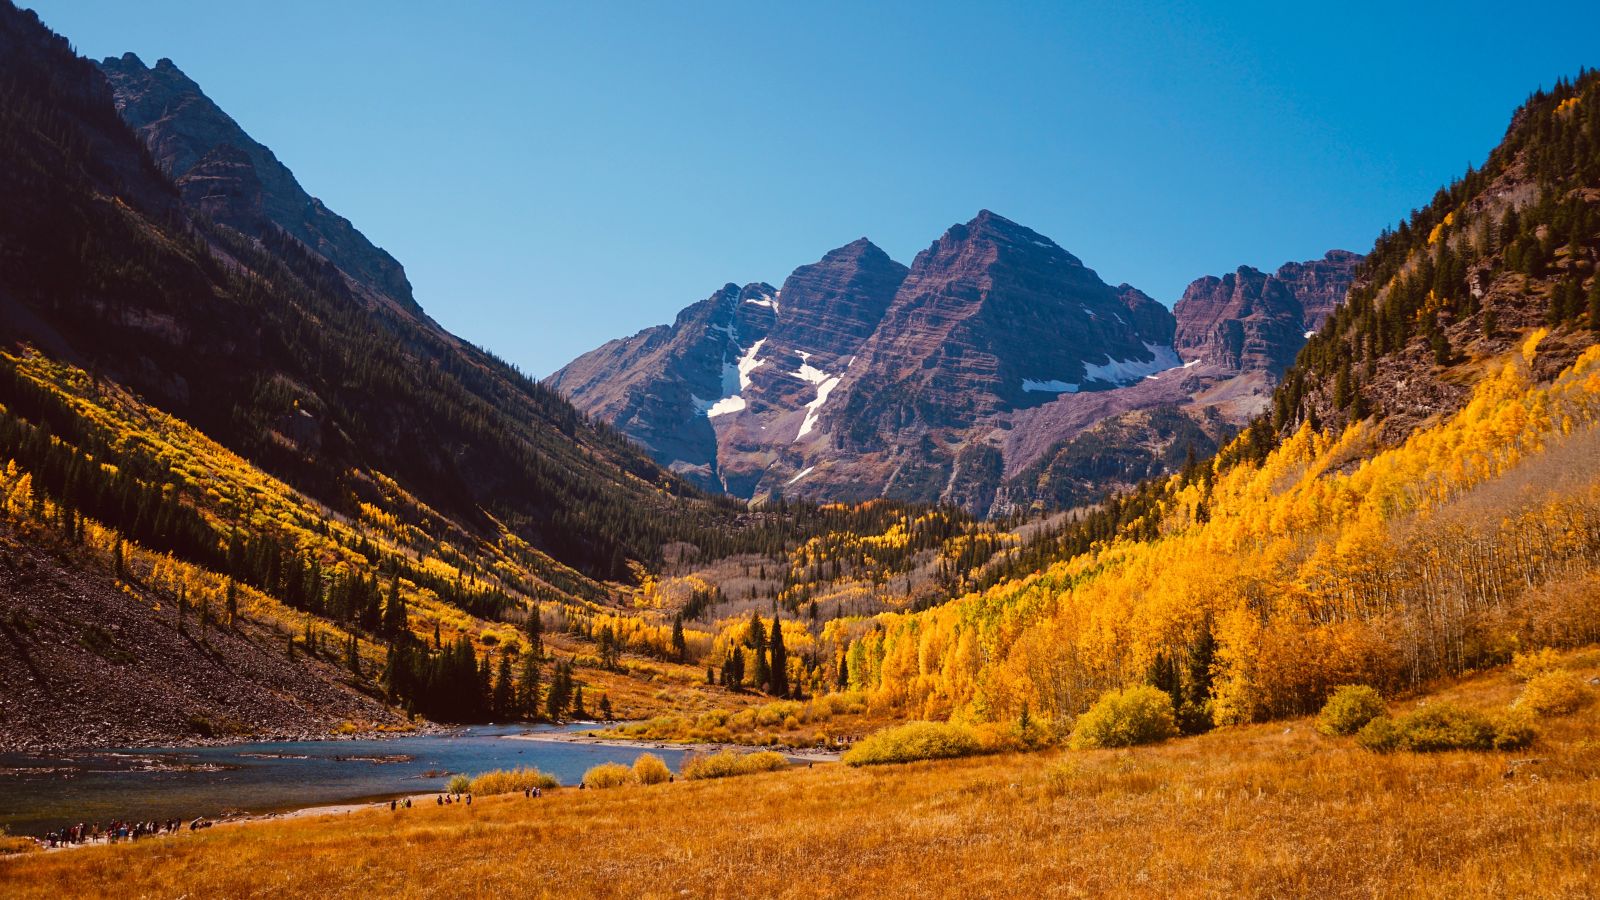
1516,670,1592,717
582,762,633,789
1318,685,1387,736
1391,705,1497,752
1354,715,1402,752
631,753,672,785
1511,648,1564,681
468,767,560,795
842,721,983,766
681,749,789,780
1492,708,1538,750
1069,685,1178,750
1356,704,1536,753
445,774,472,794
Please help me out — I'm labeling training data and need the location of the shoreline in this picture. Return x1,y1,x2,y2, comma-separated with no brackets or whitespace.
13,791,447,857
0,722,454,757
506,729,843,763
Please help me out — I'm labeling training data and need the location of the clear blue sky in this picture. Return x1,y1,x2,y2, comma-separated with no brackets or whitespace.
29,1,1600,376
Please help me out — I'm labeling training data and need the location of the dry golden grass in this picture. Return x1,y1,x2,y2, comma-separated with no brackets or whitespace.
4,654,1598,899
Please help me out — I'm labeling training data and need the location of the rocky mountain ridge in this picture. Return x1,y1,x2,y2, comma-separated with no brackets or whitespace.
97,52,423,318
551,211,1361,514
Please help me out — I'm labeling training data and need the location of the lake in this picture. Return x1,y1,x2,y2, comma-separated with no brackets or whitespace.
0,724,689,837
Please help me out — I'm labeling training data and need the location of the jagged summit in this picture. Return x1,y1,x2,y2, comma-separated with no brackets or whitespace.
97,52,422,317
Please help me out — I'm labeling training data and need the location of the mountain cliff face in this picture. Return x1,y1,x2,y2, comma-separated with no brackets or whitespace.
554,205,1362,514
550,240,910,493
555,212,1360,514
96,53,421,317
790,211,1180,509
547,281,779,489
1172,251,1362,375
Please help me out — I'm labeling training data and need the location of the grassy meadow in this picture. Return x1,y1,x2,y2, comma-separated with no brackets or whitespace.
5,651,1597,898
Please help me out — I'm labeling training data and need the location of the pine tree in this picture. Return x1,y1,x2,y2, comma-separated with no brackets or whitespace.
225,577,238,629
1430,325,1453,366
347,633,361,677
524,605,543,660
518,652,541,720
769,616,789,697
571,685,586,719
598,694,613,721
748,611,770,691
382,571,407,637
492,652,514,720
670,614,687,662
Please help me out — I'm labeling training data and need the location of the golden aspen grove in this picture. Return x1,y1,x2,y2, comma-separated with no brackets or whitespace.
4,1,1600,895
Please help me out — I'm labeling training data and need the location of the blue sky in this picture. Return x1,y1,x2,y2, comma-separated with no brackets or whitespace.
31,1,1599,376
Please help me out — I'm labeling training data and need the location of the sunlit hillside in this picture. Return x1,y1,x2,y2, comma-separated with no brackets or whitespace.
5,648,1597,898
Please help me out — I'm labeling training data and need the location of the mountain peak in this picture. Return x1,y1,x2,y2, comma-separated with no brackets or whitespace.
97,53,422,317
934,210,1084,269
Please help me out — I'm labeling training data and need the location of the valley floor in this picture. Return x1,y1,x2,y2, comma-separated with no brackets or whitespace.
3,654,1598,898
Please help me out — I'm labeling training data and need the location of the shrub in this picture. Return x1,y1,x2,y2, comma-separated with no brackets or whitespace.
1516,670,1592,717
681,749,789,780
1069,685,1178,750
1318,685,1387,736
843,721,983,766
582,762,633,789
1511,648,1564,681
1392,705,1497,752
1492,709,1538,751
445,774,472,794
631,753,672,785
1354,716,1401,752
1356,704,1535,753
468,767,560,795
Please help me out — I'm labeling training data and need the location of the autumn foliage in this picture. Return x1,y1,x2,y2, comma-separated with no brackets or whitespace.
829,339,1600,737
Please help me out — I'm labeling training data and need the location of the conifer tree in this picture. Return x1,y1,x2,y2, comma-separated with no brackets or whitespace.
748,611,770,691
670,614,687,662
518,651,541,720
769,616,789,697
1430,325,1453,366
382,571,407,637
225,577,238,629
524,605,544,660
492,652,514,720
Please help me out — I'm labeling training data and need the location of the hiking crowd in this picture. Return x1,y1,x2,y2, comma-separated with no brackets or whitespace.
42,817,211,848
39,785,545,849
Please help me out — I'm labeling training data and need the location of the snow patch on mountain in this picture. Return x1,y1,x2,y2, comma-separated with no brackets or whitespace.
1025,343,1182,394
705,338,768,418
796,374,841,439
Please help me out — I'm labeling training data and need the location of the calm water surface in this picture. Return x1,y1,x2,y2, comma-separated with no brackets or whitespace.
0,724,687,836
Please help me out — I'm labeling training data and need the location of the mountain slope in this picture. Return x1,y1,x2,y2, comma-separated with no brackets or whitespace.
0,1,777,745
825,69,1600,736
554,210,1358,515
549,239,910,494
97,53,421,318
0,2,730,586
547,281,781,490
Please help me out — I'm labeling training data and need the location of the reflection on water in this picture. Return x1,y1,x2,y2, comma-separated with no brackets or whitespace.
0,724,685,837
